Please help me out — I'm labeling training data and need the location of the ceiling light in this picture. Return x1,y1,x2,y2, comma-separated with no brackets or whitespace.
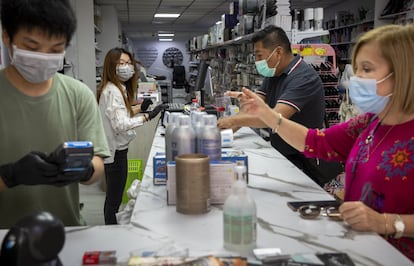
158,33,175,37
154,13,180,18
159,38,173,42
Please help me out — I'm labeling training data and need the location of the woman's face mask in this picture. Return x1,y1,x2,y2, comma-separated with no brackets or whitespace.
116,64,135,82
349,73,393,114
255,47,280,77
11,45,65,83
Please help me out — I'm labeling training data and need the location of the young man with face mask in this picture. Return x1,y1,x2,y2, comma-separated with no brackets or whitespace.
218,25,329,185
0,0,111,228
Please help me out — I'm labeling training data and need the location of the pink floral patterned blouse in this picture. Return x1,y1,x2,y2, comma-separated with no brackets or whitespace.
304,113,414,261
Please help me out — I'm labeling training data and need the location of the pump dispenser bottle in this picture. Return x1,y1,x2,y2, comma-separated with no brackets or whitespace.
223,165,256,255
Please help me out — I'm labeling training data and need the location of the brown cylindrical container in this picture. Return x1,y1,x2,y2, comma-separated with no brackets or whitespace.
175,154,210,214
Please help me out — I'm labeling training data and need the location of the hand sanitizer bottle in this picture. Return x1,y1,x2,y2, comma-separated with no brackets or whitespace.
223,165,256,255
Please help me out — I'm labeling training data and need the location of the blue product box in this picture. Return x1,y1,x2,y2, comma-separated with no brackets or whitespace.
153,152,166,185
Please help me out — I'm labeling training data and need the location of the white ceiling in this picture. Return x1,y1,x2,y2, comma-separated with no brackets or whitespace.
94,0,343,41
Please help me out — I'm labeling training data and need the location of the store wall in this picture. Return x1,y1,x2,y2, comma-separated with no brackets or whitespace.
67,0,96,92
131,40,191,82
95,5,122,57
324,0,376,23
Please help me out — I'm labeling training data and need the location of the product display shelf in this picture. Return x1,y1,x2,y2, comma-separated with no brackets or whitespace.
327,19,374,60
291,44,340,127
188,60,200,93
379,8,414,20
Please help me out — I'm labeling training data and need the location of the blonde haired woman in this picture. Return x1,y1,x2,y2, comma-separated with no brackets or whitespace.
230,24,414,261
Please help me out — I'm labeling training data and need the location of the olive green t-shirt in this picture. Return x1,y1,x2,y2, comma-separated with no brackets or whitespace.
0,71,110,228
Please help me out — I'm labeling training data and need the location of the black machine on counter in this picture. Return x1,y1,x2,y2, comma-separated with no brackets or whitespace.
0,212,65,266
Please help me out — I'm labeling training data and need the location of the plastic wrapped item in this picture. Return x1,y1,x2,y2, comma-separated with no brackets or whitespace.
116,199,136,225
129,241,189,259
127,179,141,199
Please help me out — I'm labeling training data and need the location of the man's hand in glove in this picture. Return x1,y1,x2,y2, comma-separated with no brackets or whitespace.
47,143,95,184
140,98,153,112
0,152,70,188
148,103,167,120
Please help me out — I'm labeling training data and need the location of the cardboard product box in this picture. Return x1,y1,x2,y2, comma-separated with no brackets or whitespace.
153,152,167,185
167,161,236,205
221,150,249,182
138,82,157,94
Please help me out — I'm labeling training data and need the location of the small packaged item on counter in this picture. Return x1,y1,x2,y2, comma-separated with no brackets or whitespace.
221,150,249,182
152,152,167,185
82,250,117,265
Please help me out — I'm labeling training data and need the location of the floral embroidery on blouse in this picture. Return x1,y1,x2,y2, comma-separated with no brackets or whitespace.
380,138,414,181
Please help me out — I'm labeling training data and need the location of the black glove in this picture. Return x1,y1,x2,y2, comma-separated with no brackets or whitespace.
148,103,167,120
0,152,61,188
140,98,153,112
47,144,95,183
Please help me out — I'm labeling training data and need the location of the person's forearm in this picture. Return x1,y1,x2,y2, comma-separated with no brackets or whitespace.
228,113,270,128
262,109,308,152
81,156,105,185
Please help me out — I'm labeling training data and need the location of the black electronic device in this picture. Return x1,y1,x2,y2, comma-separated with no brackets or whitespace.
194,60,214,107
0,212,65,266
59,141,93,172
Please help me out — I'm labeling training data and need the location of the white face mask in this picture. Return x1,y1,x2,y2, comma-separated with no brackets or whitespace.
116,64,135,82
11,45,65,83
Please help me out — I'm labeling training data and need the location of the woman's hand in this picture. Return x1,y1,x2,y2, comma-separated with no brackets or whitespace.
339,201,385,234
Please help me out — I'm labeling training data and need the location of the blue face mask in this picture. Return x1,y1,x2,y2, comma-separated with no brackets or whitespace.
255,48,280,77
349,73,393,114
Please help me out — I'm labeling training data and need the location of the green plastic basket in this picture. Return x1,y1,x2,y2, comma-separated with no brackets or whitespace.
122,159,143,204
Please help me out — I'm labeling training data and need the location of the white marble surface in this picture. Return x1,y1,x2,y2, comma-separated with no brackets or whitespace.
130,126,412,265
0,127,411,265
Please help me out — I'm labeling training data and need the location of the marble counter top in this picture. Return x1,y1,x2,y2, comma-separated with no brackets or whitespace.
130,126,412,265
0,126,411,265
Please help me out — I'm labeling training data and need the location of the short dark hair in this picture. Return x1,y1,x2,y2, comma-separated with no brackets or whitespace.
1,0,76,45
252,25,291,54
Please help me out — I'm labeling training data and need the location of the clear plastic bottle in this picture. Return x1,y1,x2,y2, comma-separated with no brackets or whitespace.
197,114,221,161
191,111,207,153
165,112,182,164
171,115,196,160
223,165,256,255
189,98,200,113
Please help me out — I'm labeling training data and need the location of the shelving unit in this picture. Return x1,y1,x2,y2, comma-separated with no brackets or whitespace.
157,80,172,103
291,44,340,127
188,29,331,99
188,61,199,92
327,20,374,60
379,9,414,20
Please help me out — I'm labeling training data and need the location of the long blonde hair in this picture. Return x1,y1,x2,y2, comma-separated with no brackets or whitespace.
97,47,138,117
352,24,414,114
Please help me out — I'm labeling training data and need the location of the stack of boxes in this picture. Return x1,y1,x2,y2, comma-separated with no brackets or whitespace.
153,150,249,205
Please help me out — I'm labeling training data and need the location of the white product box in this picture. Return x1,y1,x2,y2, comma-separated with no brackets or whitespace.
137,82,157,94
